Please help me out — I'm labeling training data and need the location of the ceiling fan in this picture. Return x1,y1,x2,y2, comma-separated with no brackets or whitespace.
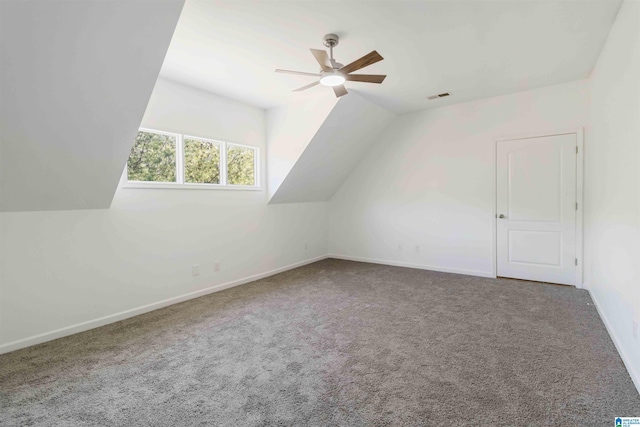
275,34,386,98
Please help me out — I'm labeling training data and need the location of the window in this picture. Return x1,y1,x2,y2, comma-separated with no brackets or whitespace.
127,131,177,183
184,137,221,184
227,144,255,186
125,129,259,189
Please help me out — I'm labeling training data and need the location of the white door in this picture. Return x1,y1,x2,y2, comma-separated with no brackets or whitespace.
496,133,577,285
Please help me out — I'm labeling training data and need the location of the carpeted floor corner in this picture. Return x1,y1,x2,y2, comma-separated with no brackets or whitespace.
1,259,639,426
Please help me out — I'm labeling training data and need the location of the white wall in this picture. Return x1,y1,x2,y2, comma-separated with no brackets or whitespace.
585,0,639,391
0,78,328,352
329,80,588,277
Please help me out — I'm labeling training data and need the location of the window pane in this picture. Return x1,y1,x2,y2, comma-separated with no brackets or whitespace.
184,138,221,184
227,145,255,186
127,131,176,182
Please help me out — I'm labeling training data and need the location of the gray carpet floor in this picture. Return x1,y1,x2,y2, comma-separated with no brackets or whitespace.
1,259,639,426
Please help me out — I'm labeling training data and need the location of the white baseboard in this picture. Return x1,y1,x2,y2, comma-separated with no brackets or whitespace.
588,288,640,396
328,254,495,278
0,255,328,355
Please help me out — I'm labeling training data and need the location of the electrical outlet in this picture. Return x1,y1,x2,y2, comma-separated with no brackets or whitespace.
192,265,200,277
214,261,220,272
305,242,308,251
633,320,638,342
415,245,420,253
399,243,403,252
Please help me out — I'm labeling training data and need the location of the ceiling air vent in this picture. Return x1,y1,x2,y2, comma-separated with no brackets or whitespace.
427,92,450,100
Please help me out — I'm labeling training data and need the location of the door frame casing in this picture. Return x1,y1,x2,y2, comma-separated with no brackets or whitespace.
492,128,584,288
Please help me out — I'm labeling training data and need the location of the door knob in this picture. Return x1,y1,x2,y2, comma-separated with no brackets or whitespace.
498,214,506,219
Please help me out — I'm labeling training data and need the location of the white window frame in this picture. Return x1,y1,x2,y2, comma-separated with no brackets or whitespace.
124,128,260,190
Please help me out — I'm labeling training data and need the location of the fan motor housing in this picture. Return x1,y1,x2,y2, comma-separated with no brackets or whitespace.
323,34,339,48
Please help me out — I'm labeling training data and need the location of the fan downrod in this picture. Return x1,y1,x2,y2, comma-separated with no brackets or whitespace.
323,34,342,68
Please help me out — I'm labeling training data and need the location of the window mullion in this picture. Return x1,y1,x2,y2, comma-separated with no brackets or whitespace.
253,148,260,187
221,142,227,186
177,134,185,184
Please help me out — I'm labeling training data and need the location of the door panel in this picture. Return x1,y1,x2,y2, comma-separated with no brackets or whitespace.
497,134,576,285
508,230,561,265
508,146,561,222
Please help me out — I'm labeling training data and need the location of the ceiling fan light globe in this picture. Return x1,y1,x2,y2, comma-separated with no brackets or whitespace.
320,74,345,87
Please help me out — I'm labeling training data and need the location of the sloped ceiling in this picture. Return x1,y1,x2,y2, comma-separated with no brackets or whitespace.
266,93,339,199
160,0,621,113
0,0,185,212
269,91,395,204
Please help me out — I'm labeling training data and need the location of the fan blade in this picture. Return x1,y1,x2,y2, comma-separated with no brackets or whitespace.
345,74,386,84
333,84,348,98
340,50,384,74
275,69,321,77
293,81,320,92
310,49,332,72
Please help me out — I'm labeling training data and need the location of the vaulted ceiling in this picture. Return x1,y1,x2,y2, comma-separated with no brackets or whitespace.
160,0,621,113
1,0,623,212
268,92,395,204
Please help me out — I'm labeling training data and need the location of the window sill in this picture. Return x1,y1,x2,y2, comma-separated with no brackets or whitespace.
122,182,262,191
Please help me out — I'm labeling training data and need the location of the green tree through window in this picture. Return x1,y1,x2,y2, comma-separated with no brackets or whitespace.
127,131,176,182
126,130,257,187
184,138,220,184
227,145,255,186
